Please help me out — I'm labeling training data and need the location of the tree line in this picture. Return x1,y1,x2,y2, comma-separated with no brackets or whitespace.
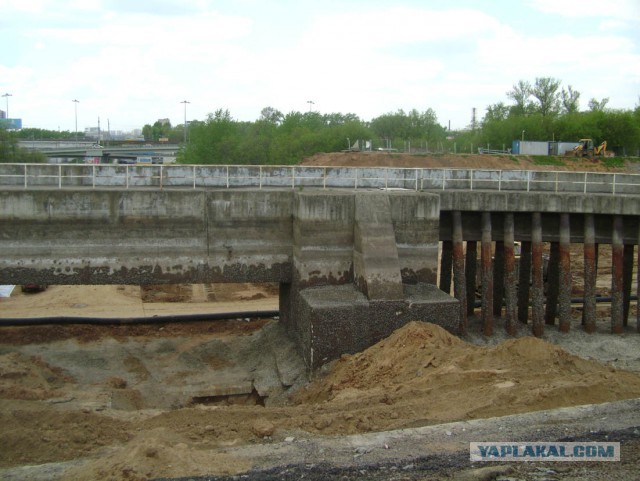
2,76,639,163
170,77,639,164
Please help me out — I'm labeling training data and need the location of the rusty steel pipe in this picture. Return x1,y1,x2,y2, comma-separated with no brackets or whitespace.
611,215,624,334
623,244,634,327
558,213,572,333
440,240,453,294
493,241,505,317
518,240,532,325
452,211,467,335
503,213,517,336
583,214,597,333
545,242,560,326
481,212,493,336
531,212,544,337
465,240,477,317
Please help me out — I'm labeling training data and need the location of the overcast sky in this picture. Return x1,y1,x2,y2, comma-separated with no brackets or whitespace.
1,0,639,133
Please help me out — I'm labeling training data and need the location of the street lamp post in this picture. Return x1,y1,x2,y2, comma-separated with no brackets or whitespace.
2,93,12,118
72,99,80,142
306,100,314,112
181,100,190,144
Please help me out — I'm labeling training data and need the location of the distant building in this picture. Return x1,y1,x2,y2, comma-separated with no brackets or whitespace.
157,118,171,126
0,110,5,120
84,127,101,139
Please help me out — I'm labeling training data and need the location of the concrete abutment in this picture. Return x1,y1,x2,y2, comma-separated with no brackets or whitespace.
281,190,458,370
0,188,459,371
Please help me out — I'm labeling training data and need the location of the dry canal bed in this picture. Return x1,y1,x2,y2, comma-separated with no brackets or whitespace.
0,284,639,480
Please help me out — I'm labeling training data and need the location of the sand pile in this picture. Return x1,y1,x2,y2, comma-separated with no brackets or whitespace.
294,322,640,423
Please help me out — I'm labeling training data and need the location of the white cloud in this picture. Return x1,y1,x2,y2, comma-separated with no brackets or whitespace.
528,0,640,19
2,1,638,131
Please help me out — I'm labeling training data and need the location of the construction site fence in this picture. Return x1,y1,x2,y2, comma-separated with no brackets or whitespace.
1,163,639,195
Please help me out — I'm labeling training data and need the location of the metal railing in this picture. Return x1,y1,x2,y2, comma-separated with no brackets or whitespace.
0,163,639,195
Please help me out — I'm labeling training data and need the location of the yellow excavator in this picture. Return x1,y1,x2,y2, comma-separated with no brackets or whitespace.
571,139,607,158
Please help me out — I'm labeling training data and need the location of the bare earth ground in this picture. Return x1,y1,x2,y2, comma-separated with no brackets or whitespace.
0,152,639,481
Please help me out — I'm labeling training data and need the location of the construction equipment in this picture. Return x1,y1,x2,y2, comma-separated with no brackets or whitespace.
570,139,607,158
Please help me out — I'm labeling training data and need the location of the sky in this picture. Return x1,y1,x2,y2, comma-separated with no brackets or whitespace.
1,0,639,133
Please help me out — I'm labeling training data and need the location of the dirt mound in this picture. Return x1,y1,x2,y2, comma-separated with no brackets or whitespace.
0,352,73,400
2,320,640,479
63,428,249,481
294,322,640,422
300,151,629,172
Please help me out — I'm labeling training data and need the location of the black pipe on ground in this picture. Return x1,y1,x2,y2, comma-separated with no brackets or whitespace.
0,310,280,327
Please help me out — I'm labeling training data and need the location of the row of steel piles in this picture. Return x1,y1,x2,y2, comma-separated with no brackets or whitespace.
439,212,639,336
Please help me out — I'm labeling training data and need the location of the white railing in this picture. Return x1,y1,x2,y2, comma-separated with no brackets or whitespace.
0,163,639,195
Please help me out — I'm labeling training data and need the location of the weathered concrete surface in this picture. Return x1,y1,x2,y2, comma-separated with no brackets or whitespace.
0,189,293,285
294,283,459,369
1,188,446,370
290,191,355,290
439,191,640,216
353,193,403,300
282,190,445,369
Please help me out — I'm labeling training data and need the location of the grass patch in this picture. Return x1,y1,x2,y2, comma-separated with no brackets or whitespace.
531,155,565,166
602,157,625,168
509,155,519,162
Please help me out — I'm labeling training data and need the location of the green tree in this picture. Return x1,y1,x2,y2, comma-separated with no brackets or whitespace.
0,128,46,163
588,97,610,112
506,80,533,115
561,85,581,114
142,120,173,142
259,106,284,125
531,77,562,117
369,109,445,148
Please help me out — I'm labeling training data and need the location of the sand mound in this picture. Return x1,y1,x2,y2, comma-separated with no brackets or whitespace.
63,427,249,481
294,322,640,423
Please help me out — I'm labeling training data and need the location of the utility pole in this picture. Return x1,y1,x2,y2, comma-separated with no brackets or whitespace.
72,99,80,142
2,93,12,118
181,100,190,144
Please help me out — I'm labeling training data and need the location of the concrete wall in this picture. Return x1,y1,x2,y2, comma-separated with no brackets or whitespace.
0,189,293,285
0,188,454,372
